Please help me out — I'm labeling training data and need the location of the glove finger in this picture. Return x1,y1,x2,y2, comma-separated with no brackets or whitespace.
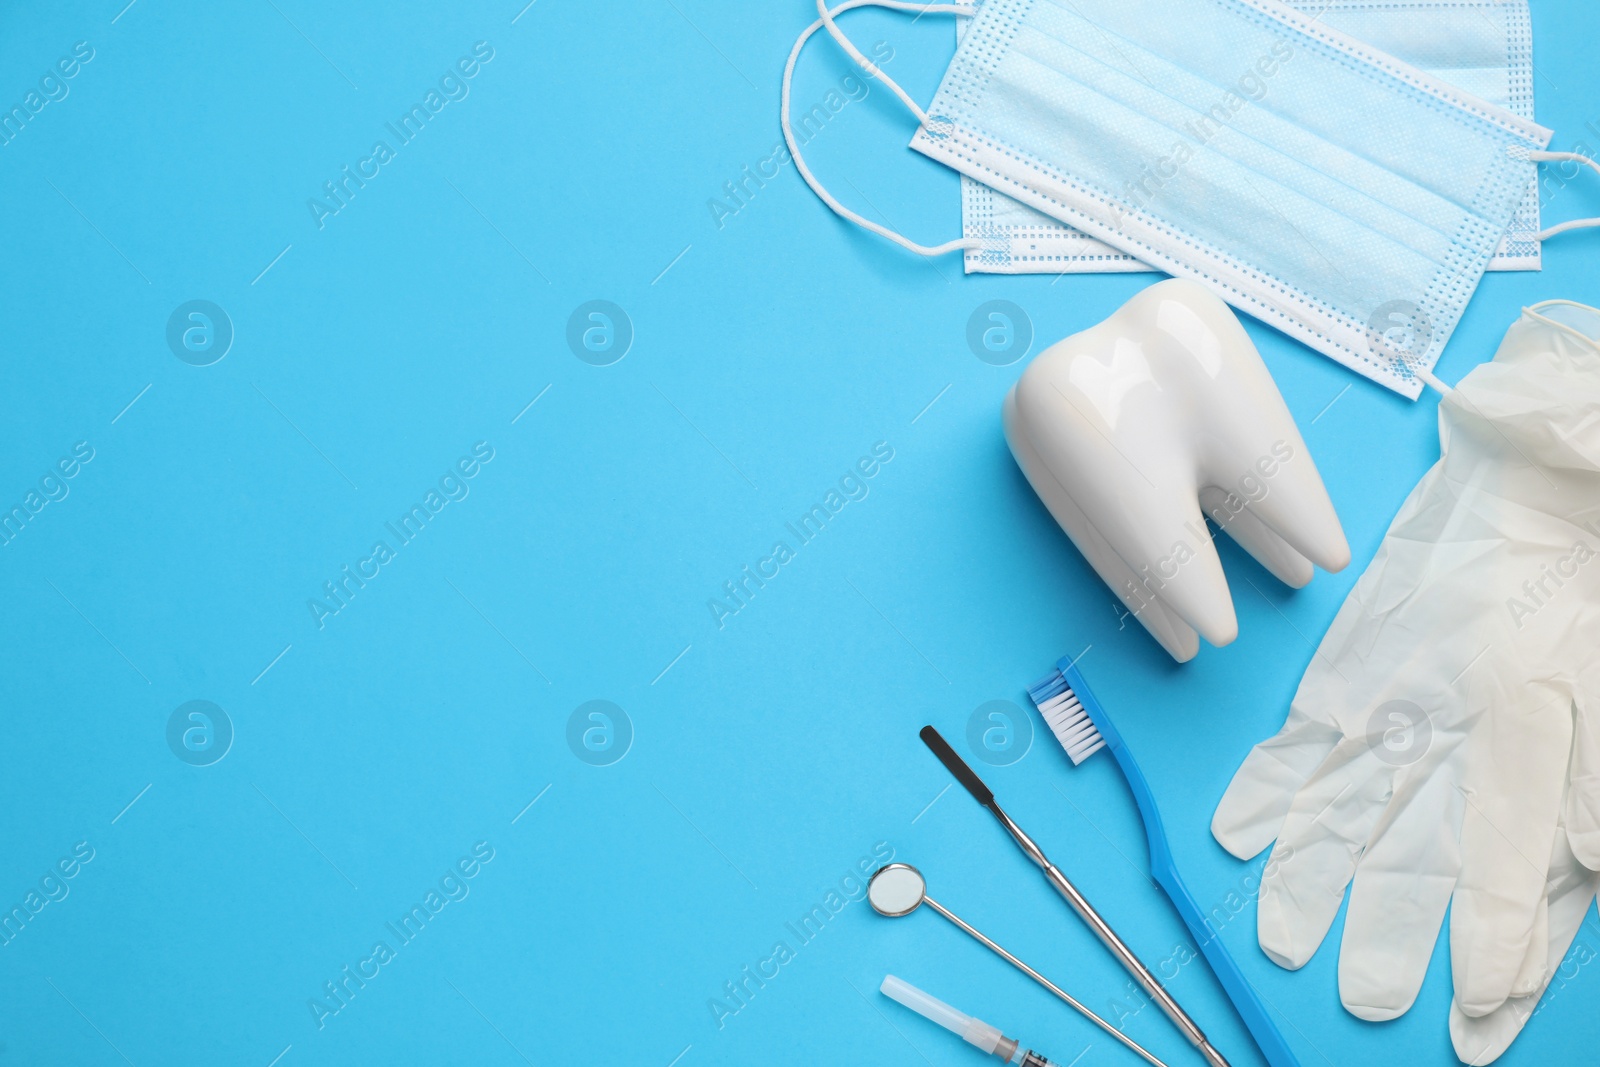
1212,638,1376,860
1451,686,1572,1017
1451,828,1600,1065
1212,709,1342,860
1508,892,1548,998
1337,768,1462,1020
1564,666,1600,869
1254,737,1388,969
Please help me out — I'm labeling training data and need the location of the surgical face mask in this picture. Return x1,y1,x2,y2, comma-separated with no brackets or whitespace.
784,0,1600,397
958,0,1543,277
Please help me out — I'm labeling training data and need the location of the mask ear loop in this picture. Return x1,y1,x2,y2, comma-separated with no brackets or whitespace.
1415,366,1452,395
1417,148,1600,396
1529,150,1600,240
782,0,981,257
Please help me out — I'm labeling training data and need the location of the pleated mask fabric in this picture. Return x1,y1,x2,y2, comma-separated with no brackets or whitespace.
957,0,1541,278
905,0,1549,394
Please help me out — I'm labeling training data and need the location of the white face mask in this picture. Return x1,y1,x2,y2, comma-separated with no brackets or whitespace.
958,0,1544,277
783,0,1600,396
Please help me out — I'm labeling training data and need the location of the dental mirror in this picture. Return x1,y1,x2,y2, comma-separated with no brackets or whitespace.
868,863,926,917
866,862,1169,1067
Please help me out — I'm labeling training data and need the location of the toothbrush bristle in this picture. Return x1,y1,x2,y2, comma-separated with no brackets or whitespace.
1028,669,1105,765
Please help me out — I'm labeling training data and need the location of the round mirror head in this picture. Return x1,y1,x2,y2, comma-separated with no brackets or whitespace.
868,863,927,917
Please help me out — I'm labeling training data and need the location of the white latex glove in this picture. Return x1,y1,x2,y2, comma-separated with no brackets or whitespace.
1450,784,1600,1065
1211,302,1600,1030
1004,278,1350,662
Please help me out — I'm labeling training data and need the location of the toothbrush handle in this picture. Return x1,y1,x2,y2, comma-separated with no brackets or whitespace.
1149,857,1299,1067
1063,665,1300,1067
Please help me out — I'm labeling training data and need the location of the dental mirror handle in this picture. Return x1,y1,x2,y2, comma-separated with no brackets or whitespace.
921,727,1230,1067
921,894,1169,1067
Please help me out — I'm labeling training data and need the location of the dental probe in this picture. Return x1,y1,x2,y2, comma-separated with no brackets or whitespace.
920,725,1232,1067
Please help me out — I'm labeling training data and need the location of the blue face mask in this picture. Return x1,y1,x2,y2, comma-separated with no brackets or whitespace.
783,0,1599,396
957,0,1544,277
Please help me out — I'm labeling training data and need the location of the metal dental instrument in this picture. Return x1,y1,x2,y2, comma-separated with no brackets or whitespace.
867,863,1169,1067
920,725,1231,1067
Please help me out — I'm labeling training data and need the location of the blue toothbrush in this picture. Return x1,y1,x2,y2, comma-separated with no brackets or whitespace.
1028,659,1299,1067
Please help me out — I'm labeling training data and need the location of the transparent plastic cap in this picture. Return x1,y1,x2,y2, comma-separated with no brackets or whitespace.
880,975,1004,1055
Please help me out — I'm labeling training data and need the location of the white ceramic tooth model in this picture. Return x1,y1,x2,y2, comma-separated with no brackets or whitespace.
1004,279,1350,662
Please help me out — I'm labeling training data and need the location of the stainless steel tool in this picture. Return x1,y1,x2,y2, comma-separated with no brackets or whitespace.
867,863,1169,1067
920,725,1231,1067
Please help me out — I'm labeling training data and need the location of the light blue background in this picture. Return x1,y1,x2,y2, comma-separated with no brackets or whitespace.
2,1,1598,1065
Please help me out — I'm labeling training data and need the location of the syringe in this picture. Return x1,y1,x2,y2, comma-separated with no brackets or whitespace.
880,974,1069,1067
